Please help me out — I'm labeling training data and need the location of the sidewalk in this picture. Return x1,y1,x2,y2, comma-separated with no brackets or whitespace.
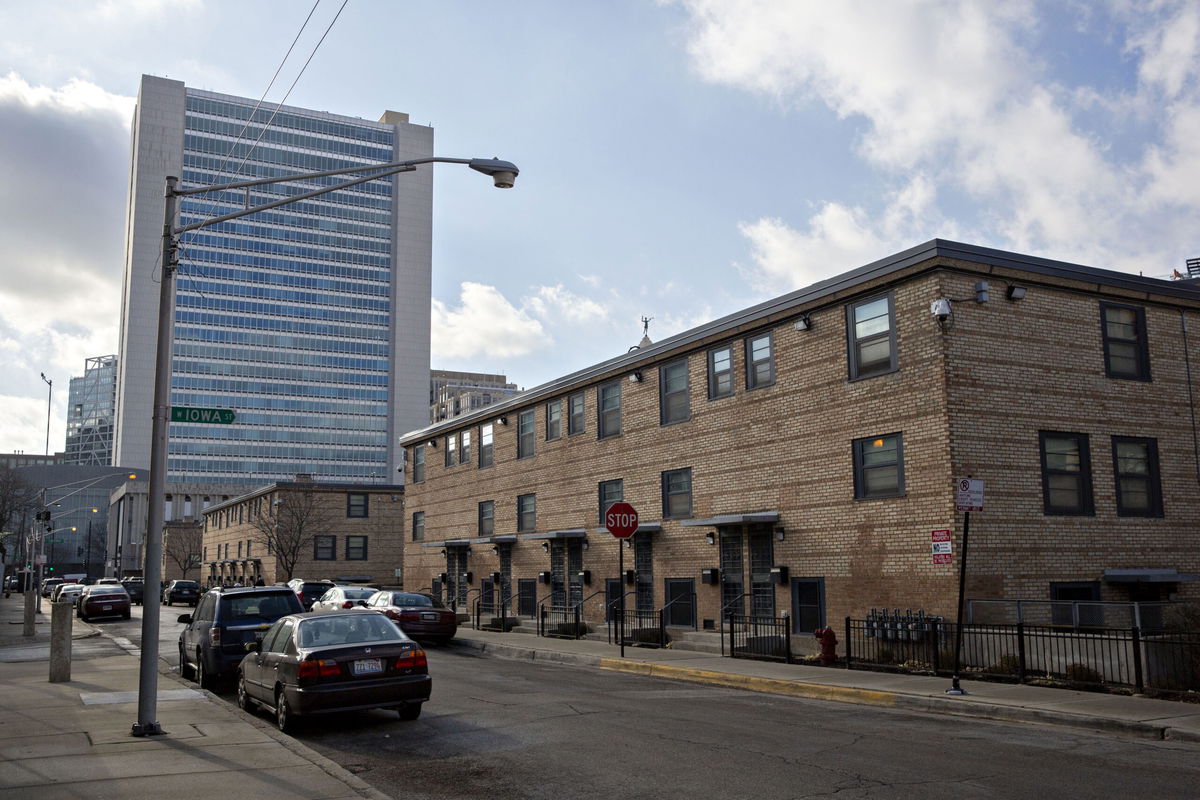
0,594,389,800
447,626,1200,743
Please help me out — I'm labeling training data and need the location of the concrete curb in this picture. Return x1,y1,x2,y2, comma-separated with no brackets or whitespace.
92,625,396,800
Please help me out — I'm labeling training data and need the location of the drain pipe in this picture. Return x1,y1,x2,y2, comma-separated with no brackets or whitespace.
1183,310,1200,485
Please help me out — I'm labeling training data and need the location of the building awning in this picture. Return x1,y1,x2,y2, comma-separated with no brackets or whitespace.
590,522,663,535
480,535,518,544
421,539,474,548
680,512,780,527
1103,569,1200,584
520,529,588,540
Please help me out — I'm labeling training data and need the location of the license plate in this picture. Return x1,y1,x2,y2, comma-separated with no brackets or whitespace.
352,658,382,676
421,612,438,621
102,605,112,611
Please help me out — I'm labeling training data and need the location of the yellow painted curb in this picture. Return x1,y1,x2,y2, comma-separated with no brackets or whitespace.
599,659,897,707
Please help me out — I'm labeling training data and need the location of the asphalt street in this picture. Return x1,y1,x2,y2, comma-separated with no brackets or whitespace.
96,604,1200,800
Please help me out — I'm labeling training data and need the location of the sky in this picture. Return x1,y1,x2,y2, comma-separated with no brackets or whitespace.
1,0,1198,455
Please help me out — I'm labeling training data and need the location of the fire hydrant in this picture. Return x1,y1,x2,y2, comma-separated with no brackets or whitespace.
813,627,838,666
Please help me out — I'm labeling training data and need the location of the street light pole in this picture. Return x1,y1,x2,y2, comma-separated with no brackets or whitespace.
133,155,519,738
39,372,52,455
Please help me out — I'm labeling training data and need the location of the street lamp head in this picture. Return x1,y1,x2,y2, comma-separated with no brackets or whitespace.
468,157,519,188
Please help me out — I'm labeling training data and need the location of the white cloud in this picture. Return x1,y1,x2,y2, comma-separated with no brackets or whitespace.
431,282,546,359
526,284,609,324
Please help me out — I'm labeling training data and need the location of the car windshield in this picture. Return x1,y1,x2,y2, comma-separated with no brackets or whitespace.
392,593,440,608
175,581,199,588
297,613,405,647
343,587,376,599
224,594,296,620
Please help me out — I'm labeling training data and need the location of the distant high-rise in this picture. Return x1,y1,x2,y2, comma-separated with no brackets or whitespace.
65,354,117,465
114,75,433,485
430,370,520,423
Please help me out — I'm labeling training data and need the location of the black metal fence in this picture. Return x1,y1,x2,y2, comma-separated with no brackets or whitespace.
843,617,1200,695
727,615,794,663
608,608,667,648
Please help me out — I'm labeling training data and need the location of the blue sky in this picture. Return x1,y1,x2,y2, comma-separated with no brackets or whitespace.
1,0,1198,455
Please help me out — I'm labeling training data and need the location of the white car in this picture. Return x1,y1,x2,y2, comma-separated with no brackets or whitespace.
309,585,377,613
54,584,85,605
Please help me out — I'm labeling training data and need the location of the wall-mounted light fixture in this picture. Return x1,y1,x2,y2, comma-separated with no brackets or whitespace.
541,541,550,553
427,439,437,448
774,526,785,542
582,540,589,550
793,313,812,331
1006,285,1027,301
497,416,508,426
439,548,446,557
491,545,499,555
628,370,643,383
705,532,715,545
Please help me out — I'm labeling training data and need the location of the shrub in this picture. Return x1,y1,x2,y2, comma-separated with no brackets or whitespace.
1064,663,1104,683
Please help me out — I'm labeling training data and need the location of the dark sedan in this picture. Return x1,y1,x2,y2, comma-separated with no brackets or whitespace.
163,579,200,606
237,610,431,732
365,590,458,643
77,584,131,622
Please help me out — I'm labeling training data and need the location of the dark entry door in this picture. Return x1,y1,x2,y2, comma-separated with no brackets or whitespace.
605,578,623,622
790,577,825,634
518,578,537,617
664,578,695,627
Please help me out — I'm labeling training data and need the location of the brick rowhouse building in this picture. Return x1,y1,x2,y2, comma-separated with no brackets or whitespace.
398,240,1200,638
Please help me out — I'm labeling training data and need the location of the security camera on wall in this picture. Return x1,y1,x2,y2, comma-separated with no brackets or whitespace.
930,299,951,319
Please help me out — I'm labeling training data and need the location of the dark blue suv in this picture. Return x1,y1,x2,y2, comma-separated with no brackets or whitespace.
178,587,304,690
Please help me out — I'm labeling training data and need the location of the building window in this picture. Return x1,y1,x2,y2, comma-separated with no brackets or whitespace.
707,344,734,400
598,479,624,524
314,535,336,560
546,399,563,441
852,433,904,499
745,333,775,389
1039,431,1094,515
1112,436,1162,517
412,445,425,484
345,535,368,560
478,500,494,537
517,410,536,459
237,541,242,558
347,492,368,518
460,429,471,464
1100,302,1150,381
445,433,457,467
848,294,897,380
411,511,425,542
479,423,494,468
660,359,690,425
246,540,251,557
661,468,692,518
1050,581,1103,628
568,392,585,435
598,382,621,439
517,493,536,532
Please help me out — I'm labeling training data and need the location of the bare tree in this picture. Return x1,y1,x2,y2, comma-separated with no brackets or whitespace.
163,523,203,580
248,489,335,581
0,466,39,566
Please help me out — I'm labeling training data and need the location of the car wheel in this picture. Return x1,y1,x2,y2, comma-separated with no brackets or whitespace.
398,703,422,721
275,690,296,733
122,611,131,620
196,652,214,691
179,643,194,680
237,672,253,712
79,611,88,622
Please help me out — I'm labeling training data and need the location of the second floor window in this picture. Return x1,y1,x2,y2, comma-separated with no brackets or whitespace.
1112,436,1162,517
1100,302,1150,380
660,359,690,425
314,535,336,560
517,493,536,532
518,410,535,458
445,434,457,467
412,445,425,483
346,536,368,560
848,294,897,380
598,382,621,439
479,423,494,468
546,399,563,440
411,511,425,542
347,493,368,517
745,333,775,389
478,500,494,536
852,433,905,499
568,392,585,435
599,479,624,524
1039,431,1093,515
708,344,734,399
662,468,692,518
460,429,471,464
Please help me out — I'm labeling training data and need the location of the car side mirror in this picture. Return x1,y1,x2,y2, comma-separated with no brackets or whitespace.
243,641,259,653
177,614,192,624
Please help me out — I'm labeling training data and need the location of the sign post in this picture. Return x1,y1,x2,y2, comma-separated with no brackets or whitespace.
948,478,984,696
605,502,638,658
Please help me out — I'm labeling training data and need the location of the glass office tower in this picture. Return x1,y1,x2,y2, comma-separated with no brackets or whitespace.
115,76,433,485
65,354,118,465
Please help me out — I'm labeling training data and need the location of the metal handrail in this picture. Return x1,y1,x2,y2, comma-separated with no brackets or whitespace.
453,586,481,614
719,593,753,656
474,590,522,631
659,591,699,630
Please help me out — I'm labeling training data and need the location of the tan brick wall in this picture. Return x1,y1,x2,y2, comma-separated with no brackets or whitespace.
403,257,1200,629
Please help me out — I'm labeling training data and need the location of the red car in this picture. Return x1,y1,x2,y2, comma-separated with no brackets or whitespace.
77,584,132,622
365,591,457,644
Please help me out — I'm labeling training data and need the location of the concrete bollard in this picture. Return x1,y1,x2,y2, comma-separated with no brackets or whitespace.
49,601,73,682
23,587,36,637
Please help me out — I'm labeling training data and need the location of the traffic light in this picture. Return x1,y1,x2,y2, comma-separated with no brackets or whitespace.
47,566,54,573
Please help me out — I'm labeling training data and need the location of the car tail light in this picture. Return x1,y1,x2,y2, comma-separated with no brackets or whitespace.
342,600,353,609
394,649,428,670
209,627,221,647
297,657,340,683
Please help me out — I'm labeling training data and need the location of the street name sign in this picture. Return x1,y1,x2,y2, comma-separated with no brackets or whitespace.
605,502,639,539
955,478,984,512
171,406,235,424
931,529,953,564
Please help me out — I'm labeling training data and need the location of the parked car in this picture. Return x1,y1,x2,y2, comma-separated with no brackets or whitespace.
310,586,377,613
95,577,122,585
237,609,431,732
365,590,458,644
162,579,201,606
54,583,85,606
121,579,145,605
177,586,305,690
40,578,64,598
286,579,335,611
77,584,131,622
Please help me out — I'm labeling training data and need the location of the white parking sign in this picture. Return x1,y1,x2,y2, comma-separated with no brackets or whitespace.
955,478,984,511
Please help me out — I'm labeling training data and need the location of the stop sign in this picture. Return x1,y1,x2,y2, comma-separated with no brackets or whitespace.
605,502,639,539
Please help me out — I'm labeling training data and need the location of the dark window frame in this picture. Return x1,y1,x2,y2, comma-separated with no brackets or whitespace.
598,381,621,440
411,511,425,542
1112,436,1163,517
744,332,775,390
479,423,494,468
517,410,536,459
313,535,337,560
852,433,905,500
1099,302,1151,381
659,359,691,425
707,344,734,400
460,429,471,464
847,293,898,380
546,399,563,441
567,392,585,435
346,492,368,518
1039,431,1095,516
517,493,536,532
598,479,624,525
661,468,693,518
345,535,368,561
411,445,425,484
444,433,456,468
478,500,495,537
